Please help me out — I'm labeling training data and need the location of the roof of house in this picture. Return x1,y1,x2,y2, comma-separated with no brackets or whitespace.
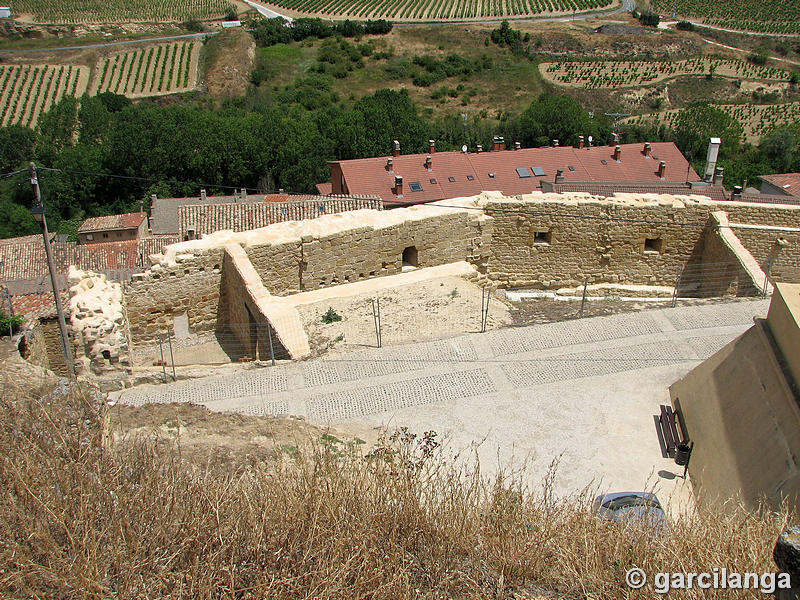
178,195,383,238
0,233,56,246
150,193,265,235
10,289,70,320
316,182,333,195
551,181,730,202
329,142,700,205
77,212,147,233
760,173,800,197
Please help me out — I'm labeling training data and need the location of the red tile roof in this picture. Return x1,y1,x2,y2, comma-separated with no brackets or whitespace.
328,142,700,205
9,289,69,320
760,173,800,198
316,182,333,195
178,195,383,238
77,212,147,233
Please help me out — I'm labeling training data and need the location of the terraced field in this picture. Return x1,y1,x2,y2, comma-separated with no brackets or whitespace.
90,42,201,97
0,64,88,127
541,57,791,89
650,0,800,34
266,0,613,20
624,102,800,143
12,0,234,23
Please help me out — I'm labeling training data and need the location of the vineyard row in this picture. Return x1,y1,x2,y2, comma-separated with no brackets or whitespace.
0,64,88,128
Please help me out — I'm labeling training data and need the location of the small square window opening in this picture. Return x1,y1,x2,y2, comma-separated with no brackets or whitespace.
644,238,663,253
534,230,552,245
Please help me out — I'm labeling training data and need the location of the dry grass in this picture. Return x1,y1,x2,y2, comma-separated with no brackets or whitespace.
0,383,793,599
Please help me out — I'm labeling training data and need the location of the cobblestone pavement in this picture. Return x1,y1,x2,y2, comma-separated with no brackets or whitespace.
113,298,769,505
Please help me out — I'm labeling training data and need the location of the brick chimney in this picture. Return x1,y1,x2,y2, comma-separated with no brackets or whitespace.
429,139,436,154
578,135,585,149
555,168,565,183
713,166,724,186
657,161,666,179
395,175,404,197
200,189,207,201
515,141,521,150
393,140,401,157
610,132,619,146
425,155,432,171
643,142,652,157
241,188,247,201
477,144,483,153
732,185,743,201
386,157,393,172
552,139,559,147
614,145,622,162
491,136,499,151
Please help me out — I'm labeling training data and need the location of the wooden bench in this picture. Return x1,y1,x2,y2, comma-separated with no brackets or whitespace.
655,404,682,459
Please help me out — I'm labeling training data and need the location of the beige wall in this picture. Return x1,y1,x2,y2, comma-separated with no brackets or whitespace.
80,227,141,245
669,321,800,511
19,321,49,370
485,196,707,289
122,193,800,345
40,318,67,376
124,248,224,344
766,283,800,386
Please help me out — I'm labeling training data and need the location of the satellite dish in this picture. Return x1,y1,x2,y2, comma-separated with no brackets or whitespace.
461,144,468,153
588,136,593,143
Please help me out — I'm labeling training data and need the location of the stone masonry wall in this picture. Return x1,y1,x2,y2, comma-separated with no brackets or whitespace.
40,318,67,376
124,247,224,344
485,194,709,289
19,321,49,371
121,193,800,350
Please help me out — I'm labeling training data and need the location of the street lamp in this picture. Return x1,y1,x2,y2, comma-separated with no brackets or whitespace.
29,163,75,380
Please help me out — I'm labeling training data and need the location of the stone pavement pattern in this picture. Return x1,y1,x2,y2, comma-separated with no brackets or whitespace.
114,298,769,503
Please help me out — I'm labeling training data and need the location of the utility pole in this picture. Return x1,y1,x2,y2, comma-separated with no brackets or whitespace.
29,162,75,380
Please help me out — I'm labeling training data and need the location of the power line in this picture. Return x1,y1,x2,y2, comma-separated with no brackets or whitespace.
0,169,26,179
36,166,265,194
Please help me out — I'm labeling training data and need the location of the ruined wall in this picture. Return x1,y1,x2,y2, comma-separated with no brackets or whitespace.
69,268,131,375
40,318,67,376
242,207,491,295
124,247,224,344
19,321,49,370
696,213,764,297
485,194,708,289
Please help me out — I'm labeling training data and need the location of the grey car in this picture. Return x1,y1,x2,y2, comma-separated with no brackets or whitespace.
594,491,668,531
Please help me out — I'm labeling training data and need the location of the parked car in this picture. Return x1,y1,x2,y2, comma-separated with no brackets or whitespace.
593,491,667,532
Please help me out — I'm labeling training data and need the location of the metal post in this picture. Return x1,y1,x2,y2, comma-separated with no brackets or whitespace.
167,329,176,381
376,298,382,348
4,285,13,336
579,278,588,317
158,334,167,383
480,287,486,333
265,318,276,367
30,163,75,379
482,287,491,332
672,266,683,308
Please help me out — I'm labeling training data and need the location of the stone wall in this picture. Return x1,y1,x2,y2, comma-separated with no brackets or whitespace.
485,193,708,289
19,321,49,370
124,247,224,344
121,193,800,351
68,268,131,375
40,318,67,376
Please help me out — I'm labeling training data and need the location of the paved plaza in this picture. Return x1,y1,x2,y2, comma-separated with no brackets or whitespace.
113,298,770,505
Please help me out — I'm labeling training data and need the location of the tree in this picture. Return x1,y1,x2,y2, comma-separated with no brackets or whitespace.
0,125,35,173
511,93,609,148
673,102,743,167
760,127,798,173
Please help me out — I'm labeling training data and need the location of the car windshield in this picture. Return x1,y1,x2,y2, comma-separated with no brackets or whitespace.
604,496,660,511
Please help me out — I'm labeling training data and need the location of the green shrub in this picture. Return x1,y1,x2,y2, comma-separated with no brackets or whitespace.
322,307,342,324
676,20,694,30
0,310,24,336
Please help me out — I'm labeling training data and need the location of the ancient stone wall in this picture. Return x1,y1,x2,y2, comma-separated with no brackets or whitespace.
124,247,224,344
68,268,131,375
121,193,800,349
485,194,708,289
40,318,67,376
19,321,49,370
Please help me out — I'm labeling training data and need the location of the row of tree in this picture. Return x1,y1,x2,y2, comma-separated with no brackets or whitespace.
0,88,796,240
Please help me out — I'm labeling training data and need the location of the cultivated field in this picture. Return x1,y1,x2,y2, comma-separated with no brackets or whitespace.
89,41,201,97
624,101,800,143
0,64,88,127
265,0,613,20
12,0,234,23
540,57,791,89
650,0,800,34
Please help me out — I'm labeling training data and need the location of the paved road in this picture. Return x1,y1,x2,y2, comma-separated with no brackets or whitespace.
0,32,212,54
114,298,768,503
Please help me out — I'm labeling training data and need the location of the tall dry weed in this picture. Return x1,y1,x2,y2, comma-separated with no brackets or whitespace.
0,387,792,599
